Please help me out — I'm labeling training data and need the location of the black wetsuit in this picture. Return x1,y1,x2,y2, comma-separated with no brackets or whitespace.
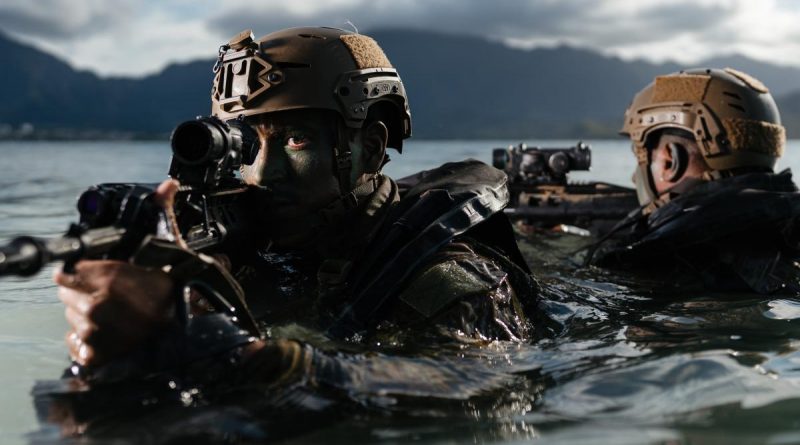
233,160,540,397
587,169,800,294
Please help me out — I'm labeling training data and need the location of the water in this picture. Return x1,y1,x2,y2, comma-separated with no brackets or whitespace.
3,139,800,444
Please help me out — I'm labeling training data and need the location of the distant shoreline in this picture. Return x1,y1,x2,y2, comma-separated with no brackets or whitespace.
0,129,625,142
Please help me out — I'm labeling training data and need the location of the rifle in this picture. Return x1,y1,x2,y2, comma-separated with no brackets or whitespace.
0,116,264,333
492,141,639,236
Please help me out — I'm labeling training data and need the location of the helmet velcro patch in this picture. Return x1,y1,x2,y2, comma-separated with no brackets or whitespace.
724,68,769,93
722,118,786,157
652,74,710,103
340,34,393,69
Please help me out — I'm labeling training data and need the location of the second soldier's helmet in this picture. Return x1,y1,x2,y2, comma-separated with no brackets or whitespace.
210,27,411,151
621,68,786,204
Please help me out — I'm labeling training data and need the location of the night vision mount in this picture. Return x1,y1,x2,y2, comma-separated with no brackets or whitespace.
493,141,592,186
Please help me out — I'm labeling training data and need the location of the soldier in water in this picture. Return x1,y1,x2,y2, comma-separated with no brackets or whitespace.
52,27,539,405
586,68,800,294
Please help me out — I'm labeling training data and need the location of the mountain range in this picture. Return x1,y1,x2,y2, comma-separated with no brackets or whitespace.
1,29,799,139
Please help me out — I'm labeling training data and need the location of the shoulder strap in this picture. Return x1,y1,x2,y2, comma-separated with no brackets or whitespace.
328,162,510,337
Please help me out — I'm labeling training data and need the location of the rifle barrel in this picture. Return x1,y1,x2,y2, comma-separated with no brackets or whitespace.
0,226,127,277
504,205,632,219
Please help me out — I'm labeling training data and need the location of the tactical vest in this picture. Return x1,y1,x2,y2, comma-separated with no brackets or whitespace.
588,170,800,293
328,159,532,337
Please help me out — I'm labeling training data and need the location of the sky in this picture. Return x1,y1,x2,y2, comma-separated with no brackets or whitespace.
1,0,799,78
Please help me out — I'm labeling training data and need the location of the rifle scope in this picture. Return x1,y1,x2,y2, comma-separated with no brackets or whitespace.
170,117,259,167
169,116,260,187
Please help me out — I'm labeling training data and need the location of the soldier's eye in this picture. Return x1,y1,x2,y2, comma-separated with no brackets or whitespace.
286,133,309,150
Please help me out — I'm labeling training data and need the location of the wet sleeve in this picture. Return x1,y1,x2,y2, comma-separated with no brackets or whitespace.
238,338,525,405
393,240,535,342
236,240,538,404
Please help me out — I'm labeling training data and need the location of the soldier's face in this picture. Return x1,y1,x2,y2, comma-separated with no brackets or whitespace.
242,110,342,247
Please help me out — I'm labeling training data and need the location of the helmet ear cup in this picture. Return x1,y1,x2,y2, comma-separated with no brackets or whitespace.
665,142,689,182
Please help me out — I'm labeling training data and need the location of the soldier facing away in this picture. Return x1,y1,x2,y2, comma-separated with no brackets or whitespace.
586,68,800,294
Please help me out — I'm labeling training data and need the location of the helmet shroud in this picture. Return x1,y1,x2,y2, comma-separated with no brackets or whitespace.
211,27,411,151
621,68,785,173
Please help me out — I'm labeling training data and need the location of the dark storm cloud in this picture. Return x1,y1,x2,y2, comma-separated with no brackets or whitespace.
206,0,737,49
0,1,134,39
639,2,730,30
0,8,72,38
207,1,585,39
552,2,736,51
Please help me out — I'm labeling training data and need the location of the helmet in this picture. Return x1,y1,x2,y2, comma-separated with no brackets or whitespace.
211,27,411,151
621,68,786,204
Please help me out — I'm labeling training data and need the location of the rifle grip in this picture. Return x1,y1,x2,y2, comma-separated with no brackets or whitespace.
62,259,76,274
132,236,260,337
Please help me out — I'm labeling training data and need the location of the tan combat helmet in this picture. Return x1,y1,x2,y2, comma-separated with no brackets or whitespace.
211,27,411,151
621,68,786,204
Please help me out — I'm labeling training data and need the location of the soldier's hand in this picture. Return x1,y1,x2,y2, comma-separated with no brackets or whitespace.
54,260,174,367
53,179,181,367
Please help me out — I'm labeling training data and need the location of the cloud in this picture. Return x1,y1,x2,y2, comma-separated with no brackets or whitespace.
0,0,136,38
206,0,733,47
207,0,588,40
207,0,798,66
49,15,223,78
1,0,799,76
605,0,800,66
0,0,227,77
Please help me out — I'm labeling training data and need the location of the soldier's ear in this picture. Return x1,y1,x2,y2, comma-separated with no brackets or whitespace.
360,121,388,173
665,142,688,182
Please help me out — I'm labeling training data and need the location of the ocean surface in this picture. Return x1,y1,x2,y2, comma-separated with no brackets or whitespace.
2,139,800,444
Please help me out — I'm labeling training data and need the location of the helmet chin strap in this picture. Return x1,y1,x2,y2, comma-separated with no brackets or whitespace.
643,173,708,213
309,121,380,237
265,121,381,252
636,143,706,212
633,164,658,207
332,120,354,195
635,163,706,214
